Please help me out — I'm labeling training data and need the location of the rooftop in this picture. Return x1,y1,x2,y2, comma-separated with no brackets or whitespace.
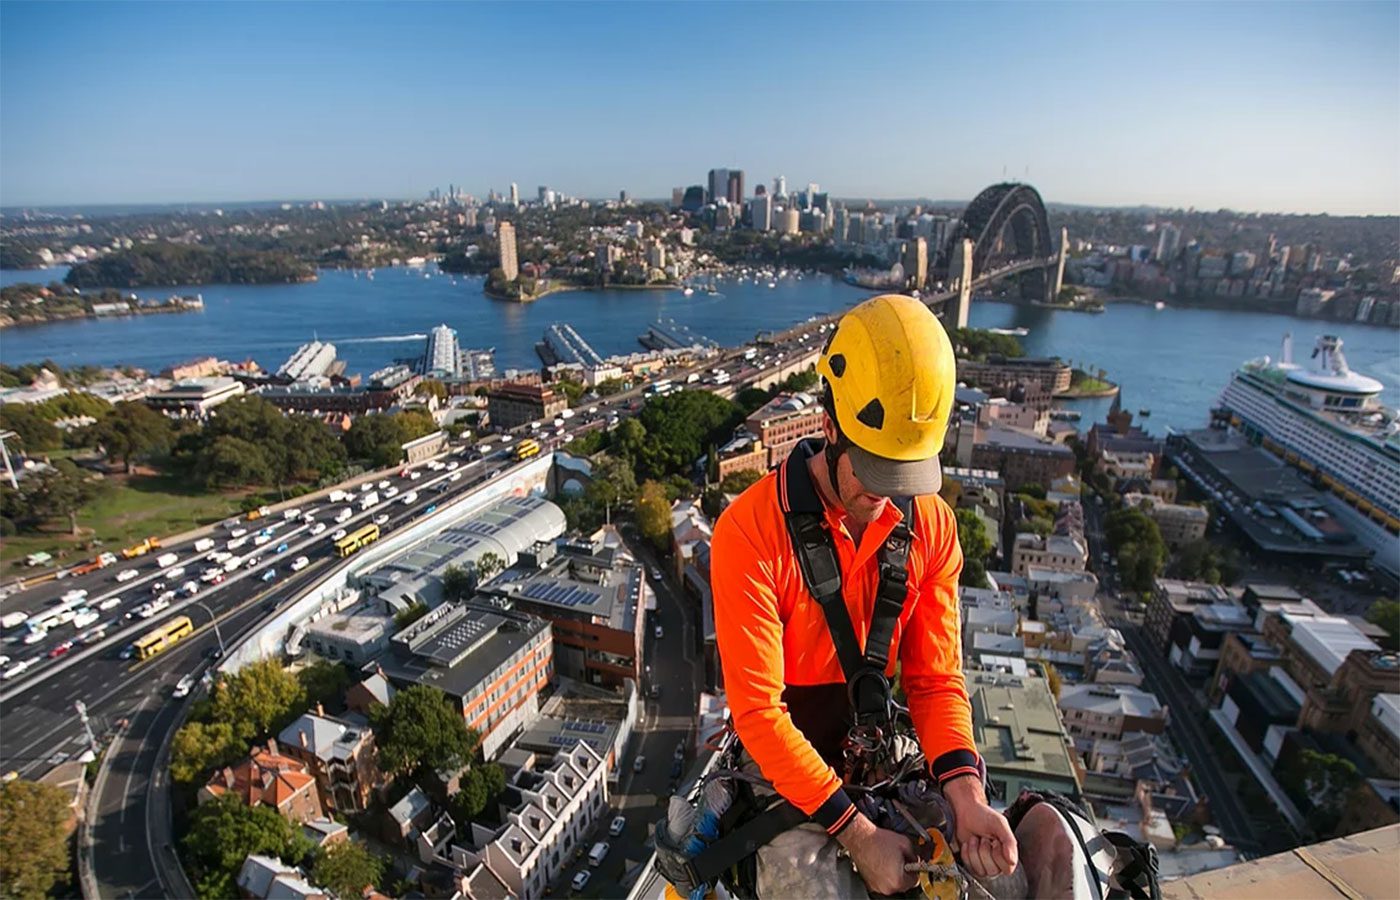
1287,614,1381,677
977,423,1074,456
379,602,550,701
1162,824,1398,900
1058,683,1165,720
278,711,371,763
967,669,1078,785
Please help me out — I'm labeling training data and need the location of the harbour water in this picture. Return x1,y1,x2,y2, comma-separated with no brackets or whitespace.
2,266,1396,436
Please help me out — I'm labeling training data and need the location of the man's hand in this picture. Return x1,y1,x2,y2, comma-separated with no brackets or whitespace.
943,776,1017,878
835,812,920,895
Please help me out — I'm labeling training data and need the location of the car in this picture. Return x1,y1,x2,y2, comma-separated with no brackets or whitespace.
290,556,310,572
3,659,34,679
609,815,627,837
571,871,591,892
309,522,327,536
377,480,390,490
360,483,374,493
649,567,662,580
48,640,74,658
424,504,437,514
446,461,459,470
172,674,197,698
210,551,232,564
674,741,686,761
180,581,199,596
228,536,248,550
373,514,389,526
246,556,262,569
384,486,399,498
261,569,277,583
648,685,660,700
654,625,664,639
23,629,48,645
400,491,418,505
115,568,139,583
409,471,421,480
118,645,136,661
448,471,462,482
229,527,248,539
276,542,289,554
149,580,167,595
80,627,107,645
331,529,347,542
205,646,224,660
253,534,272,546
200,567,224,583
98,597,122,612
0,655,10,669
632,755,646,773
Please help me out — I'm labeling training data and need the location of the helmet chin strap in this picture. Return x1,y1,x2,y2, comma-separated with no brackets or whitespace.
824,431,850,510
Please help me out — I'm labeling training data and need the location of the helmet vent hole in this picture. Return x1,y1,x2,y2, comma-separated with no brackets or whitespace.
828,353,847,377
856,399,885,430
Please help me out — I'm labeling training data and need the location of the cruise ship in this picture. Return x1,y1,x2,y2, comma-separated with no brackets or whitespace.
1215,334,1400,535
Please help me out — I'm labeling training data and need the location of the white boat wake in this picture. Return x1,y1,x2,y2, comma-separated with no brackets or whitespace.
334,333,428,344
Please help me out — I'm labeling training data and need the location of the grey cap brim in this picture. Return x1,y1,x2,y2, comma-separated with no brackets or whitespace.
846,444,942,497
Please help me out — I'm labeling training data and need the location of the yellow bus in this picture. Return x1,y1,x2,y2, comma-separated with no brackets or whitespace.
134,615,194,661
335,523,380,558
514,438,541,461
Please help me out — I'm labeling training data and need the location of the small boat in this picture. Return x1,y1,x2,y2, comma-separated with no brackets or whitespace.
1154,301,1166,310
1138,409,1151,417
682,287,695,296
767,282,777,289
988,327,1030,336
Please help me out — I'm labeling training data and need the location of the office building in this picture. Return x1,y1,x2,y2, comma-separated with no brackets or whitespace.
498,221,519,282
751,193,773,232
671,187,684,208
145,376,246,417
707,168,729,204
779,208,800,235
681,186,705,212
745,392,824,468
378,602,554,760
726,170,744,205
1058,683,1168,744
1154,225,1181,263
1144,579,1234,652
487,382,567,430
509,183,519,207
483,535,645,689
773,175,786,198
646,240,665,271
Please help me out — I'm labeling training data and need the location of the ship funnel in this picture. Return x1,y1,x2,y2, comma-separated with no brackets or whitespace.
1281,333,1293,366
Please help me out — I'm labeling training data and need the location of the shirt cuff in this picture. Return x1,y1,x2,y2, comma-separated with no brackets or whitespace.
930,748,983,787
811,786,858,837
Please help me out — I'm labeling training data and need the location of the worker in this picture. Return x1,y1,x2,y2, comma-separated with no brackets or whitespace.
710,294,1016,897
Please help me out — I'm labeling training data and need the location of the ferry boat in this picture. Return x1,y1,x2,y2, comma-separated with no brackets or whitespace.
1215,334,1400,535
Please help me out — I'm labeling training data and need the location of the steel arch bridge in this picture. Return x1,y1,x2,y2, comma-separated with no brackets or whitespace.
944,182,1058,302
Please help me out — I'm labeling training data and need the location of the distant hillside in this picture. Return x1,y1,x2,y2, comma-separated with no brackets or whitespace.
65,242,316,288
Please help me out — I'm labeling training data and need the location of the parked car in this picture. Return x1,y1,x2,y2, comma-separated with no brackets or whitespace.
654,625,664,639
609,815,627,837
571,871,591,892
632,755,646,773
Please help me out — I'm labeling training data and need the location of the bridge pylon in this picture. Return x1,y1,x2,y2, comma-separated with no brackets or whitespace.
948,238,974,329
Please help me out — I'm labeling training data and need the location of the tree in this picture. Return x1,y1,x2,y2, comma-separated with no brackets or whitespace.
170,720,241,784
370,685,478,777
28,459,102,535
312,840,384,899
183,794,314,900
475,551,505,581
778,367,819,393
1169,539,1238,585
394,601,429,629
954,508,994,588
1366,600,1400,651
719,469,762,495
0,403,60,453
344,413,408,469
735,387,773,415
634,391,742,479
701,485,727,520
414,379,448,403
635,480,672,550
595,377,626,397
210,658,307,742
298,659,351,713
1105,507,1166,594
197,435,275,488
586,454,638,513
85,401,173,472
555,378,585,404
452,762,508,824
0,779,72,900
1043,663,1063,699
1279,749,1362,837
440,564,473,601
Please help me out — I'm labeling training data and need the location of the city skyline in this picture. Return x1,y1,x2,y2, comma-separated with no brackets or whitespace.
1,1,1398,215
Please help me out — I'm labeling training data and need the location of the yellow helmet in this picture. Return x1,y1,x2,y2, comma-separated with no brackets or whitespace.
816,293,956,496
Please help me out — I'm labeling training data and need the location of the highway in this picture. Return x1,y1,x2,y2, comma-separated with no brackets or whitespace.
0,319,832,897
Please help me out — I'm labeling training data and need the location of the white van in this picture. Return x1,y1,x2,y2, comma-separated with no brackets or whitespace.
328,489,349,503
588,842,609,867
193,538,215,553
155,552,179,569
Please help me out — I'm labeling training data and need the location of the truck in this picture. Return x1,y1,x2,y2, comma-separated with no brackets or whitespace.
1,612,29,630
685,372,701,384
282,507,301,520
155,552,179,569
193,538,216,553
328,489,349,503
71,552,118,576
360,491,379,510
246,505,272,521
25,551,53,567
122,536,162,559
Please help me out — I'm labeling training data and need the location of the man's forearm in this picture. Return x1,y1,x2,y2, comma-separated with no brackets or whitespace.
941,771,989,813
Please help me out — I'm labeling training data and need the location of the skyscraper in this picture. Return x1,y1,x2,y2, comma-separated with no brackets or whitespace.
751,193,773,232
620,190,631,204
498,221,519,282
1154,225,1181,263
509,183,519,207
681,186,706,212
779,208,800,235
727,170,745,205
902,238,928,290
774,175,787,198
708,168,729,204
672,187,685,208
538,186,549,203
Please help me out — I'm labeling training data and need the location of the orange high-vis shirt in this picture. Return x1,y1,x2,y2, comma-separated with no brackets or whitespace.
711,441,980,836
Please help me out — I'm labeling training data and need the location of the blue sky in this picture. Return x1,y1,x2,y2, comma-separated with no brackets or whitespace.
2,2,1397,214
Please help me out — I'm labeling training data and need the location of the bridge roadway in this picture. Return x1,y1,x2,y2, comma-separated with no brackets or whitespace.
0,320,835,898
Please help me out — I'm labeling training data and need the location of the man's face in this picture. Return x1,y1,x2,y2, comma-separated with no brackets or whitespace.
823,414,888,524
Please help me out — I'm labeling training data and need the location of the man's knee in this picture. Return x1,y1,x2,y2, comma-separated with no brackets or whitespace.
1013,804,1076,899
